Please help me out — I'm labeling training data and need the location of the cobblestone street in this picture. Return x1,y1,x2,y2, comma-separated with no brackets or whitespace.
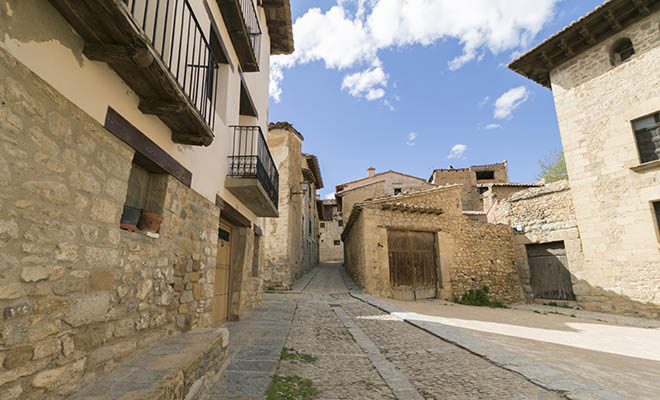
206,263,565,399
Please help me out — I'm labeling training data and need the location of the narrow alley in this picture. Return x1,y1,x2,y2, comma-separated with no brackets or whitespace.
205,263,563,399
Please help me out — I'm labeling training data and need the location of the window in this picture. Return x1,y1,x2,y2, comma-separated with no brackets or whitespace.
611,38,635,66
476,170,495,180
334,240,341,246
120,156,167,232
338,219,344,227
394,188,402,195
633,112,660,164
320,222,325,228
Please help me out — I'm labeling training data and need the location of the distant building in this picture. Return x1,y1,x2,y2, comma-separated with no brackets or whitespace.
336,168,435,218
262,123,323,289
319,199,344,262
428,162,509,211
509,0,660,316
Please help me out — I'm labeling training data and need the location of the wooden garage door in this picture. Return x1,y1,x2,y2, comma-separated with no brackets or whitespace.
388,230,437,300
526,241,575,301
212,222,232,325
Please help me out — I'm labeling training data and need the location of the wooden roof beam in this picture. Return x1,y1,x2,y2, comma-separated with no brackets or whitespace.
605,10,622,31
580,26,597,45
559,38,574,57
632,0,650,15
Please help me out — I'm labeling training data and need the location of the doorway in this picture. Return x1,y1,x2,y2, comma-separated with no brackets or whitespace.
212,220,232,325
526,241,575,301
388,230,438,300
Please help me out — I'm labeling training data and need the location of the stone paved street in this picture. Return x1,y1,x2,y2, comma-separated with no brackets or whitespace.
205,263,566,399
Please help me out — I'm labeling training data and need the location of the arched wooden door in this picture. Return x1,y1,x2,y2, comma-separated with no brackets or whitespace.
212,221,232,325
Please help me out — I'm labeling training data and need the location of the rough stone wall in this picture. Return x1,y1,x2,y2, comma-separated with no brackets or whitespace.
320,204,344,262
300,180,319,276
342,186,521,304
263,128,303,288
0,48,220,397
339,181,386,218
492,180,584,303
431,163,508,211
229,227,263,318
549,10,660,317
484,186,541,222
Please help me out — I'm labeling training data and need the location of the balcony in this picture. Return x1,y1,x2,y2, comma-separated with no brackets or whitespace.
225,126,279,217
216,0,262,72
49,0,220,146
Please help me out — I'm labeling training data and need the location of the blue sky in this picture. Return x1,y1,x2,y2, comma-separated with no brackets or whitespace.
269,0,603,199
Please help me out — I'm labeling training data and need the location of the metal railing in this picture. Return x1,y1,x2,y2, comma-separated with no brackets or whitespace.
238,0,262,62
123,0,218,130
227,126,279,208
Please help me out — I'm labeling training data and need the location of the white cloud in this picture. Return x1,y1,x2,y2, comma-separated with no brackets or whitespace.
324,192,336,200
342,62,388,100
478,96,490,107
383,99,395,111
494,86,530,119
448,144,467,159
484,123,501,130
270,0,558,102
406,131,417,146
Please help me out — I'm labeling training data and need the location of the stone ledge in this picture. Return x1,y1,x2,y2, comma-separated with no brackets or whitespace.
630,159,660,173
72,327,229,400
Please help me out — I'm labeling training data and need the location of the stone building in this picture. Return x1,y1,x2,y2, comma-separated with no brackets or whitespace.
509,0,660,317
0,0,292,398
263,123,323,289
489,181,585,305
336,168,435,218
319,199,344,262
342,185,522,303
428,162,509,211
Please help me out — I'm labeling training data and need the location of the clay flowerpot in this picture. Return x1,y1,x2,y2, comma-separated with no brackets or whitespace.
120,206,142,231
138,212,164,233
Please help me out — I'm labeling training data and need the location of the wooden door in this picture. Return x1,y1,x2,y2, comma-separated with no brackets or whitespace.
212,221,232,325
388,230,437,300
526,242,575,301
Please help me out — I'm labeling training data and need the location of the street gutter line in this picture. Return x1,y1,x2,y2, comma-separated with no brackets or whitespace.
348,290,623,400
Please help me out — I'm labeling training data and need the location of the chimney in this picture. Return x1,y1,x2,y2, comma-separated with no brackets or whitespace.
367,167,375,177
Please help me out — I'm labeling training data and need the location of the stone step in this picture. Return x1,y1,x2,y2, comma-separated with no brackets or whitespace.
72,327,229,400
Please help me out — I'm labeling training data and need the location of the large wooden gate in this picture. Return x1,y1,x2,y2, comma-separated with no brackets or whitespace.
212,221,232,325
526,241,575,301
388,230,437,300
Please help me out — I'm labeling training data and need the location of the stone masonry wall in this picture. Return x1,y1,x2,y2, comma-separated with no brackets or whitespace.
549,10,660,317
343,186,521,303
320,207,344,262
0,48,220,398
432,163,508,211
492,180,584,303
263,128,303,289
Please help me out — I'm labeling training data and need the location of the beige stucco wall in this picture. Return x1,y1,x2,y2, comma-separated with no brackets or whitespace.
0,0,269,225
549,10,660,315
343,186,522,304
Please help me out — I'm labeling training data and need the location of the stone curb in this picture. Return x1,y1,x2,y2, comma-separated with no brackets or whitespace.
349,290,624,400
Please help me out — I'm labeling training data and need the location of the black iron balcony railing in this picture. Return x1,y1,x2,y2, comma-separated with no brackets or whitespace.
238,0,262,62
228,126,279,208
123,0,219,131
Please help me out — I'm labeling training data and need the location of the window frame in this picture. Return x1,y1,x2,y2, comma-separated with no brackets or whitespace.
631,111,660,166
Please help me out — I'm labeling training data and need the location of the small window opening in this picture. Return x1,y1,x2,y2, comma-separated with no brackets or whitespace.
320,222,325,228
611,38,635,66
334,240,341,246
338,219,344,227
632,112,660,164
478,187,489,194
120,155,167,232
476,170,495,181
394,188,402,195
